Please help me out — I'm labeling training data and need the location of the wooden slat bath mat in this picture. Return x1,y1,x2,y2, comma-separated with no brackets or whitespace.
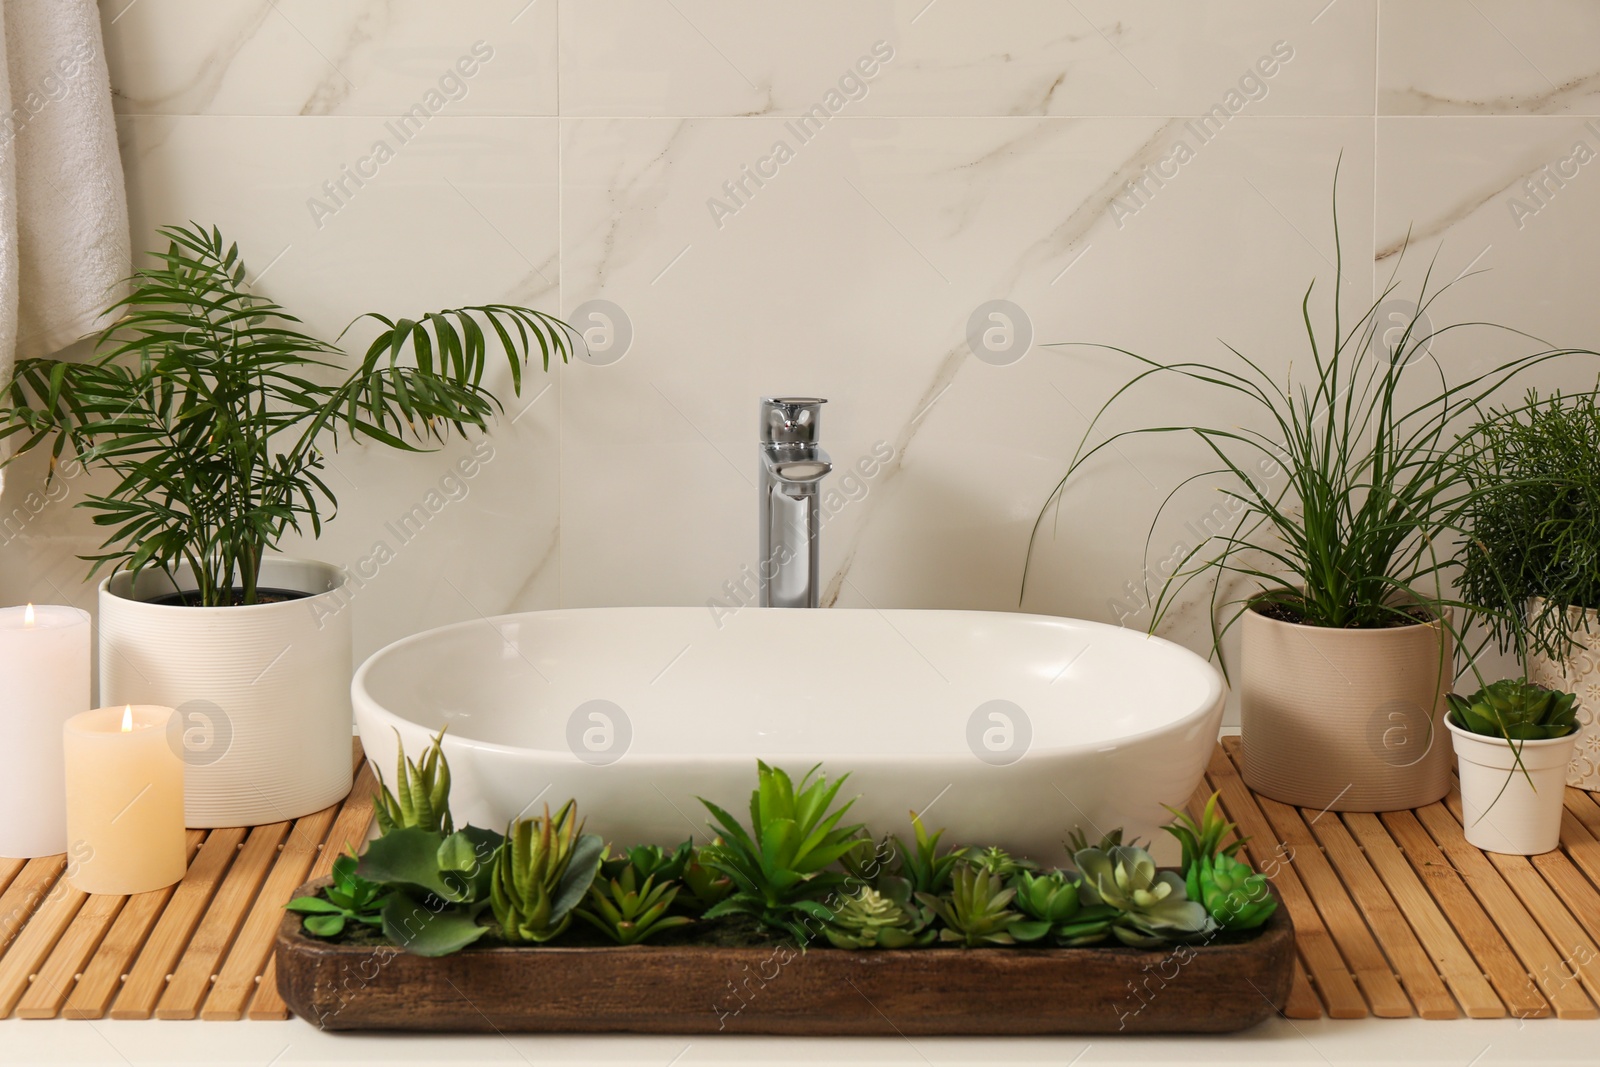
1203,735,1600,1021
0,741,373,1021
4,735,1600,1024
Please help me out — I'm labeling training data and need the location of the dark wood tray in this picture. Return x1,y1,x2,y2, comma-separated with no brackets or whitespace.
275,878,1295,1035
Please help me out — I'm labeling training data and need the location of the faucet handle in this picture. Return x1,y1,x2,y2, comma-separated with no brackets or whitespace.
760,396,826,446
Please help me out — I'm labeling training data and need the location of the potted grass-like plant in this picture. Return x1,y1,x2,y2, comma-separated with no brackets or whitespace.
0,223,572,826
1021,169,1597,812
1457,387,1600,789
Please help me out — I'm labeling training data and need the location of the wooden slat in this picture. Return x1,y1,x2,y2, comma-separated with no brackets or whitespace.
1220,739,1412,1017
1204,745,1368,1018
1564,788,1600,839
0,875,85,1016
1413,802,1597,1018
0,857,67,958
14,894,125,1019
1380,810,1550,1019
1442,788,1600,1012
0,859,25,900
1343,812,1504,1018
107,827,247,1020
250,756,378,1021
202,802,341,1020
156,822,290,1019
1305,812,1457,1018
61,831,206,1020
1559,808,1600,895
1285,961,1321,1020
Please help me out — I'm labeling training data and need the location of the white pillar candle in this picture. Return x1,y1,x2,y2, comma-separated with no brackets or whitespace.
63,705,186,894
0,604,90,858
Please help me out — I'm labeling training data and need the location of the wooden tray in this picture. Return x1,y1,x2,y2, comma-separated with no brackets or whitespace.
274,878,1295,1035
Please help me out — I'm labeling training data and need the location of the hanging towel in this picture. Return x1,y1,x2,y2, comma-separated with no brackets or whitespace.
0,0,130,390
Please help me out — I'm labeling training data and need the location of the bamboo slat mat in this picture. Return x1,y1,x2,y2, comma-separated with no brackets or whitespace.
0,741,374,1021
3,736,1599,1023
1200,735,1600,1021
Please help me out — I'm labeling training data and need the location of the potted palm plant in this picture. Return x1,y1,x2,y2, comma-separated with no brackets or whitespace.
1021,171,1596,812
0,223,573,826
1458,386,1600,789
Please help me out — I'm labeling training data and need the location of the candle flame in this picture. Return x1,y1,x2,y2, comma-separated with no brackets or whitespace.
121,705,133,733
23,603,33,627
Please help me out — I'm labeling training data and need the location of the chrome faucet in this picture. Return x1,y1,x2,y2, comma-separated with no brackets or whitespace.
758,397,832,608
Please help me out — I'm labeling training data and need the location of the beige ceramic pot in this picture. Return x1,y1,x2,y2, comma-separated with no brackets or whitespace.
1239,604,1453,811
1527,601,1600,790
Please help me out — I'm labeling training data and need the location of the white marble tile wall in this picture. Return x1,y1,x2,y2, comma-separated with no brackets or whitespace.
3,1,1598,718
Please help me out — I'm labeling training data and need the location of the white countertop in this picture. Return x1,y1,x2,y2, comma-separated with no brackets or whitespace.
0,1016,1597,1066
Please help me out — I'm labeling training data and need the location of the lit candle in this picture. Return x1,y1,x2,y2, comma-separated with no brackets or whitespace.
63,704,186,894
0,603,90,858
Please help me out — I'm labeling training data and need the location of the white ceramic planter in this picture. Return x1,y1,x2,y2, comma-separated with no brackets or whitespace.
1447,717,1577,855
1527,602,1600,790
98,557,352,828
1239,605,1454,811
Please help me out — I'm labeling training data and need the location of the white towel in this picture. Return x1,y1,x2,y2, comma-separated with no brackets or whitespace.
0,0,130,398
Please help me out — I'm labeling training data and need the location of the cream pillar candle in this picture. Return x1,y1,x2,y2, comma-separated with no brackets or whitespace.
63,705,186,894
0,604,91,858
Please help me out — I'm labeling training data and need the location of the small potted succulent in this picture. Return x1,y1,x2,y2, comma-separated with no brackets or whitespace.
1458,386,1600,789
0,224,572,826
1446,678,1579,855
1022,168,1598,812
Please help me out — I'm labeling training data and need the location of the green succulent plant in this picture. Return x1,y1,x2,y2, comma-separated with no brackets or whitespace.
698,762,870,942
917,865,1049,947
893,812,967,895
1447,678,1580,741
1066,827,1129,854
285,851,390,938
1162,792,1245,873
680,844,734,912
374,728,453,836
1012,870,1122,945
1188,852,1278,932
968,845,1038,880
600,838,692,885
491,800,605,944
356,823,503,957
823,877,935,950
1074,844,1214,949
577,867,694,945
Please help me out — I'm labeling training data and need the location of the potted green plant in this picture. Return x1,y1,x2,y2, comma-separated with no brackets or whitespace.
1457,387,1600,789
1445,678,1579,854
1020,170,1596,812
0,223,572,826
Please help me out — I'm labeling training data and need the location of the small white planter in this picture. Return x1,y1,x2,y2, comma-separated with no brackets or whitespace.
98,557,352,828
1447,717,1577,855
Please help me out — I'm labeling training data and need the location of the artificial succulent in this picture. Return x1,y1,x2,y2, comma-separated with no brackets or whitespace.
698,762,870,941
918,864,1048,946
577,866,694,945
491,800,605,944
1162,791,1245,872
374,727,453,835
968,845,1038,880
1188,852,1277,932
823,877,935,950
893,812,967,895
1010,869,1124,945
1074,843,1214,948
1447,678,1580,740
601,838,692,885
285,851,390,938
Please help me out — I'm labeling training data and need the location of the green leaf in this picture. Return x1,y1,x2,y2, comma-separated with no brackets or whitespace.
380,891,489,958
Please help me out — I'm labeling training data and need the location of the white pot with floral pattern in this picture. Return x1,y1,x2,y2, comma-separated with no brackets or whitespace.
1528,601,1600,791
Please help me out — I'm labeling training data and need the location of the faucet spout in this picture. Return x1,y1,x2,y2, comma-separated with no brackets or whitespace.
758,397,830,608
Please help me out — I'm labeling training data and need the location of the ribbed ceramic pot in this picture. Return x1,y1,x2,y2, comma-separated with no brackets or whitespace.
98,557,352,828
1240,605,1453,811
1527,601,1600,790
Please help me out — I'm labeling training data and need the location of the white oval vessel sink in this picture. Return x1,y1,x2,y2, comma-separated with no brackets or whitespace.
353,607,1224,864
